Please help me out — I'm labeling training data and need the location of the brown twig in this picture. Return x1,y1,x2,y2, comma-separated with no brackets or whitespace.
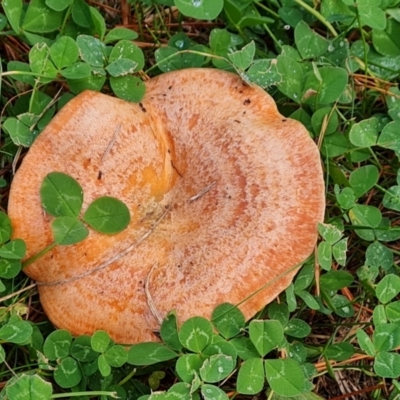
120,0,130,25
328,384,385,400
86,0,118,12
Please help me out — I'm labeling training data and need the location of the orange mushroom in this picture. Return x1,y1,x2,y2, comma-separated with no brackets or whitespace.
8,69,324,344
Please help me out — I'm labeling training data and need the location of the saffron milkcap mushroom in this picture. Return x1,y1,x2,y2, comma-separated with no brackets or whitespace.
8,69,325,344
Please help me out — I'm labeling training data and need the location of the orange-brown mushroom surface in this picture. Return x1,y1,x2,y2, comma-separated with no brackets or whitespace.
8,69,325,344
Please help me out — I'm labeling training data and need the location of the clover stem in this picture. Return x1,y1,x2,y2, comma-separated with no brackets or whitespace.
374,184,395,196
263,24,283,51
254,1,280,19
60,3,73,35
366,146,383,170
353,7,370,76
22,242,57,269
293,0,339,37
117,368,137,386
52,391,118,399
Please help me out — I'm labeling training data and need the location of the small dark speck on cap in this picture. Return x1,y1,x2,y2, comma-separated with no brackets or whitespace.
244,99,251,105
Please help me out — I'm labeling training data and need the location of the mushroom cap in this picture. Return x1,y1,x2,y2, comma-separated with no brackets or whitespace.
8,69,324,344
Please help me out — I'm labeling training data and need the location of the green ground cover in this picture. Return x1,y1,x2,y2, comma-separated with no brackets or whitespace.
0,0,400,398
